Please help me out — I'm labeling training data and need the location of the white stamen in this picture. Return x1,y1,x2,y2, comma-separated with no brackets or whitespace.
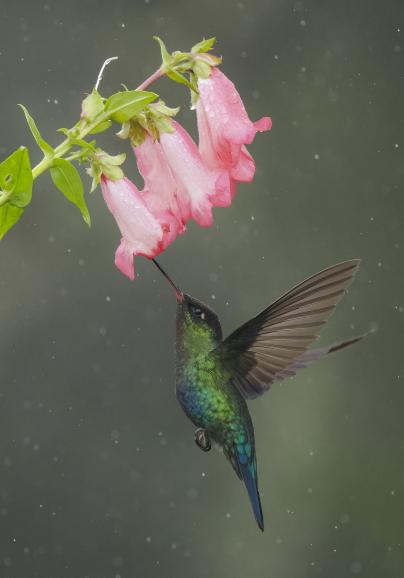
94,56,119,91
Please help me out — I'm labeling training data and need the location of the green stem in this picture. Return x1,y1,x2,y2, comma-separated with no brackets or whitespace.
30,66,164,183
31,139,71,180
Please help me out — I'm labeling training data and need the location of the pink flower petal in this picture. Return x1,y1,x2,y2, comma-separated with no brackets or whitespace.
133,134,187,250
134,135,184,226
210,171,236,207
196,67,271,185
115,238,136,280
254,117,272,133
159,120,224,227
141,189,184,249
230,145,255,182
101,176,164,279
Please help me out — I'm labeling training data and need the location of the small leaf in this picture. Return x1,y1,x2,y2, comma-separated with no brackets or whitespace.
0,146,33,207
81,89,105,121
172,51,191,62
18,105,54,156
200,53,222,66
102,164,124,181
153,36,172,66
50,159,90,226
150,100,180,117
9,148,33,207
107,153,126,166
0,203,24,240
127,122,147,147
97,151,126,166
154,116,176,134
86,163,102,193
69,138,97,151
116,122,131,140
89,120,112,134
191,37,216,54
104,90,157,123
166,69,194,89
193,60,212,79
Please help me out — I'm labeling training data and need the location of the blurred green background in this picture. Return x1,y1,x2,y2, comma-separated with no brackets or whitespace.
0,1,403,577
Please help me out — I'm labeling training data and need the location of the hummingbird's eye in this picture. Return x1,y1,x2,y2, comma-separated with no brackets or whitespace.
193,307,205,320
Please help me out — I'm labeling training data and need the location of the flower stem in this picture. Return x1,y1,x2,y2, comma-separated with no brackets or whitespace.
136,67,164,91
31,139,71,180
29,65,165,183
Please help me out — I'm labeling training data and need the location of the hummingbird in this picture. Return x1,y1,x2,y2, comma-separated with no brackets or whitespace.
153,258,365,531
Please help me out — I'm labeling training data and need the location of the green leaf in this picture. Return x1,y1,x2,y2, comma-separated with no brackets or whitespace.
57,121,81,138
200,53,222,66
18,104,54,156
102,164,124,181
172,51,191,62
151,100,180,117
0,203,24,240
81,89,105,121
0,146,33,208
193,60,212,79
191,37,216,54
154,116,176,134
96,151,126,167
153,36,172,66
104,90,157,123
86,163,102,193
166,69,194,89
127,122,147,147
116,122,131,140
50,159,90,226
89,120,112,134
69,138,97,151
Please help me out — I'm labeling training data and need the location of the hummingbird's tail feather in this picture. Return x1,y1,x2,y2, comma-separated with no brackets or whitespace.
273,331,370,383
327,332,370,354
239,458,264,532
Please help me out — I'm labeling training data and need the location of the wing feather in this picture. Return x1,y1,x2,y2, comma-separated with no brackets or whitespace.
212,260,361,399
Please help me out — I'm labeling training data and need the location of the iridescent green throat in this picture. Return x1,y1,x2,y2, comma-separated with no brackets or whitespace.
181,312,217,359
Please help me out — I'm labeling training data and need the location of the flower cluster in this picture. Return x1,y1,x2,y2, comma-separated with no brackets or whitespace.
0,38,271,278
102,58,271,280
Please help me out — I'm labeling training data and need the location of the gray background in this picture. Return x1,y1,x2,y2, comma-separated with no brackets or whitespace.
0,1,403,577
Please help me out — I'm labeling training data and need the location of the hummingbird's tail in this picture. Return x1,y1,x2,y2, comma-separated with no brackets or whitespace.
272,331,372,384
240,459,264,532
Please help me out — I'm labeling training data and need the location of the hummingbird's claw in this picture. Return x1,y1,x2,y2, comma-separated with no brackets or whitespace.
194,428,211,452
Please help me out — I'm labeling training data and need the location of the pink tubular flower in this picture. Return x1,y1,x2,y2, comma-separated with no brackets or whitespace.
104,121,233,280
133,121,231,228
134,134,185,244
196,67,272,185
101,176,173,280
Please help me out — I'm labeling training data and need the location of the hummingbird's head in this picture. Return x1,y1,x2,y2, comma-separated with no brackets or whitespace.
152,259,222,346
178,293,222,337
176,293,222,348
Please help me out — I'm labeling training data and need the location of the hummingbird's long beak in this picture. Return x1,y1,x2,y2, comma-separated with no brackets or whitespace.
152,259,184,302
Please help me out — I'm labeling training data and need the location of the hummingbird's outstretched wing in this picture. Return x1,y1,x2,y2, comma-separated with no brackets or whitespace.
212,259,362,400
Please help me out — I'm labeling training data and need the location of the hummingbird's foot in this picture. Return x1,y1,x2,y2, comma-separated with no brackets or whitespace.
194,428,211,452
